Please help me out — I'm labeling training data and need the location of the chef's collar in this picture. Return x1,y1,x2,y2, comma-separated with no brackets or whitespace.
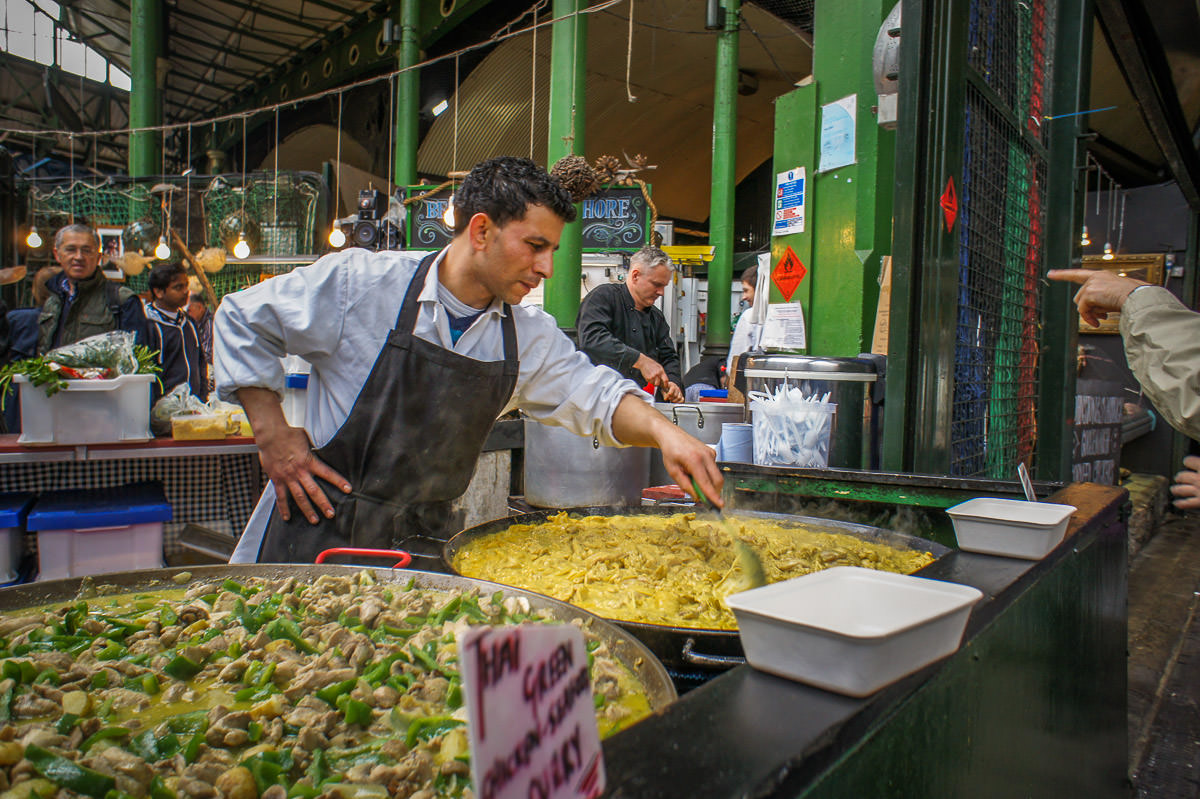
418,247,508,318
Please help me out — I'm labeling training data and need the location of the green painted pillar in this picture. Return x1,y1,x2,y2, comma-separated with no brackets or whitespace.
544,0,587,329
769,0,896,356
394,0,420,187
706,0,740,353
128,0,161,177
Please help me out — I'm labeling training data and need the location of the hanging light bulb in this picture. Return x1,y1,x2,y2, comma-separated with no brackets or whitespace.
232,232,251,260
154,235,171,260
1080,225,1090,246
442,194,456,228
1102,241,1114,260
328,225,346,248
25,227,42,248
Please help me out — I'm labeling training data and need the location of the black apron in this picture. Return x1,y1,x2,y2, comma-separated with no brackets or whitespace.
258,251,519,566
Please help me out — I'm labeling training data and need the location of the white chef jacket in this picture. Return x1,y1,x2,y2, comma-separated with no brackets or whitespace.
215,247,647,560
726,310,764,373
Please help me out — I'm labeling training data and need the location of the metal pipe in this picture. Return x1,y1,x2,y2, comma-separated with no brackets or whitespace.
706,0,739,352
544,0,587,330
394,0,420,188
128,0,162,177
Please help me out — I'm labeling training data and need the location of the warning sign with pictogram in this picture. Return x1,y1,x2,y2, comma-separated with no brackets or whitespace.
940,176,958,232
772,246,807,302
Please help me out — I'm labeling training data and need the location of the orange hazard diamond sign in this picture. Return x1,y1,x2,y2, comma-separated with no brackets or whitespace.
772,246,807,302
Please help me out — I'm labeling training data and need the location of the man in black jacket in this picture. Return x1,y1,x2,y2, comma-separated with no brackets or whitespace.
576,246,684,402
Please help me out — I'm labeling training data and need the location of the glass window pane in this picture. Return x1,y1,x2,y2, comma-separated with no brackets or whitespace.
6,1,37,62
58,28,85,75
33,11,54,65
84,45,106,82
110,65,130,91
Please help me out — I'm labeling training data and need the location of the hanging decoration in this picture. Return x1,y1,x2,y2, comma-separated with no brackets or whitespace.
329,92,346,248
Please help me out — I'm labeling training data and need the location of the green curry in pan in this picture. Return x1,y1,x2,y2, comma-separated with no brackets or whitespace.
0,571,650,799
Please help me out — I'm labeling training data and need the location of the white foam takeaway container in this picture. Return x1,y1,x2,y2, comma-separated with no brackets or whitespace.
726,566,982,697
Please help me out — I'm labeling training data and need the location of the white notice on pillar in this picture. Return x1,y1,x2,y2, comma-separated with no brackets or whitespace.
760,303,807,351
460,624,606,799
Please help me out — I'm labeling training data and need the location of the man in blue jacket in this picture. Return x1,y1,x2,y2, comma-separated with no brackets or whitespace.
141,262,207,405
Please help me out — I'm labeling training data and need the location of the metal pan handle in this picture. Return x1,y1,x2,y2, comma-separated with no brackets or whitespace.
315,548,413,568
670,404,705,429
681,637,746,668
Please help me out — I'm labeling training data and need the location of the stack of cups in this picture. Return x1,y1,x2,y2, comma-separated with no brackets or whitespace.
716,422,754,463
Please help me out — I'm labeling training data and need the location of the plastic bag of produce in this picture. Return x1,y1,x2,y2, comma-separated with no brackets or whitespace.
150,382,209,436
45,330,139,376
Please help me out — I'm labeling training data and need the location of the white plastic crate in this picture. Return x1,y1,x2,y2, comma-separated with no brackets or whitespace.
26,482,171,581
15,374,153,445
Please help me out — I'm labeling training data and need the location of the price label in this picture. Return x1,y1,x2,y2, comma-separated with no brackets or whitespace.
460,624,605,799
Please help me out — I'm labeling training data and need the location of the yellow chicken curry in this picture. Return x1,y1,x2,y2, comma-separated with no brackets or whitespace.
0,570,652,799
453,512,936,630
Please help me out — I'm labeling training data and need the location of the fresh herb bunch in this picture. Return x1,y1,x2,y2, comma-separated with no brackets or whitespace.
0,345,161,404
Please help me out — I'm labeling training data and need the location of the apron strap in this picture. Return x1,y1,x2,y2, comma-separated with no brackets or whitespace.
395,251,440,331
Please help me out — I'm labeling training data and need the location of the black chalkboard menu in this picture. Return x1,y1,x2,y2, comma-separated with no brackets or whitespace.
406,186,454,249
1071,379,1123,485
581,186,650,251
403,184,651,252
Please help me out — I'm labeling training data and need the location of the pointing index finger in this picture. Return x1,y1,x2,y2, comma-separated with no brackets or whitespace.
1046,269,1096,285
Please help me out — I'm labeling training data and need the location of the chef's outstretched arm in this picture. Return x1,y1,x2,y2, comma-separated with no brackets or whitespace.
610,393,724,507
237,387,352,524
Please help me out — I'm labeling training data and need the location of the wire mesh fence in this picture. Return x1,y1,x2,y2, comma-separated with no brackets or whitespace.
951,0,1054,479
14,172,327,305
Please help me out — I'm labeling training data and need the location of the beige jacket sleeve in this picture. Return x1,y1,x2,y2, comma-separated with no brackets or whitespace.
1120,286,1200,441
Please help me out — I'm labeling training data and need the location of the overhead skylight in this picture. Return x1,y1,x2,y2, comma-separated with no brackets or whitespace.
1,0,129,90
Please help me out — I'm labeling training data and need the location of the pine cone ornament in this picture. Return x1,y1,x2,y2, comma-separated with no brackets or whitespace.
593,154,621,184
550,155,600,203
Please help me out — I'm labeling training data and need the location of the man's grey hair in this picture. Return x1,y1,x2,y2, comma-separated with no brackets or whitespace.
54,223,100,250
630,245,674,273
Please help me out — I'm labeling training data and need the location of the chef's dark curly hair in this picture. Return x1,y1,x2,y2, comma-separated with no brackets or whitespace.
452,156,577,235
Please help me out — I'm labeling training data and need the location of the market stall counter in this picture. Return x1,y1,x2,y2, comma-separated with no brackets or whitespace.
600,478,1128,798
0,434,263,562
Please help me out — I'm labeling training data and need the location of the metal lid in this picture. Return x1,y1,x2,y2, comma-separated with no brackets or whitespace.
742,354,877,381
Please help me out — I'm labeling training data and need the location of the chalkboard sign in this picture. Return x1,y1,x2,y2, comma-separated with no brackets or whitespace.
1071,379,1123,485
406,186,454,249
581,187,650,251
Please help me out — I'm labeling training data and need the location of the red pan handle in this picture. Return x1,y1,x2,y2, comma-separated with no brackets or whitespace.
315,547,413,568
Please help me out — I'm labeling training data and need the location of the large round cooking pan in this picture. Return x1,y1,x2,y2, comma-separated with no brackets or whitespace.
442,506,952,672
0,564,676,709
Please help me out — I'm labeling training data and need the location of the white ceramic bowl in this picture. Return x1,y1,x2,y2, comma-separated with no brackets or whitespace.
945,497,1077,560
725,566,982,697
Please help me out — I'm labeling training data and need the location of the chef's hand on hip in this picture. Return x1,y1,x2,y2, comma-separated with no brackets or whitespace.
257,424,352,524
1170,455,1200,511
634,353,669,389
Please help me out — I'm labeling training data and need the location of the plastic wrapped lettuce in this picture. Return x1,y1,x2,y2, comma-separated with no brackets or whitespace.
45,330,139,376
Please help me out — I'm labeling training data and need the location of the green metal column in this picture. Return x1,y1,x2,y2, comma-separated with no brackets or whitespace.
808,0,895,355
128,0,161,177
544,0,587,329
1037,0,1092,481
394,0,420,187
706,0,740,353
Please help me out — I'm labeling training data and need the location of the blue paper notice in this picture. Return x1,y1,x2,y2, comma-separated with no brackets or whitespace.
773,168,806,236
819,95,857,173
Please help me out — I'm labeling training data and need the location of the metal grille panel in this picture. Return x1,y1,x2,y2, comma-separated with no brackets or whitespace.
967,0,1056,147
952,83,1047,478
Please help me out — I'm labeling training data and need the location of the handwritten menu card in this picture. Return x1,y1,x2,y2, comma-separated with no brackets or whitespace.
460,624,606,799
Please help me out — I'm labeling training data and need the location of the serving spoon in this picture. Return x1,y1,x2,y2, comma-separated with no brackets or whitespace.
691,479,767,591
